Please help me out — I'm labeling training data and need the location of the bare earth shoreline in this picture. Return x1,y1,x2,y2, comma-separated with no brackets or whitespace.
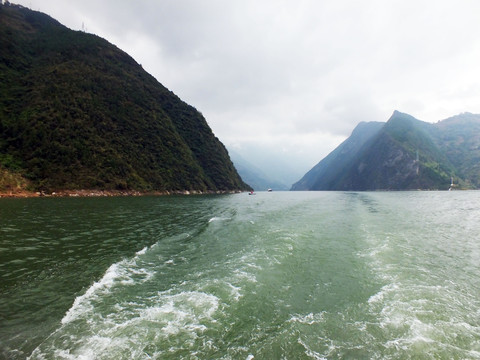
0,189,243,198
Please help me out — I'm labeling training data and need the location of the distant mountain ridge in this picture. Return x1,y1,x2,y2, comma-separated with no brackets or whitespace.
0,3,250,193
228,149,289,191
292,111,480,191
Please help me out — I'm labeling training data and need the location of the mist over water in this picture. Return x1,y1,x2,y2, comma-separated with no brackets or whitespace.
1,192,479,359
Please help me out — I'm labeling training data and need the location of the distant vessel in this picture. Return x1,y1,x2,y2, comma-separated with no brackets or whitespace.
249,190,256,195
448,177,454,191
267,188,272,192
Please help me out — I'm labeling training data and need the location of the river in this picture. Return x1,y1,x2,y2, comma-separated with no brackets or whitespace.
1,191,479,359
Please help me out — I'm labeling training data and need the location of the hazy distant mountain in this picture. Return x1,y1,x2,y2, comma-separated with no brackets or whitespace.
228,145,312,189
292,111,480,191
229,149,289,191
0,3,249,193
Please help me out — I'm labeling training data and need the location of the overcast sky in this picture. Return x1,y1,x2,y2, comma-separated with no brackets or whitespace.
14,0,480,176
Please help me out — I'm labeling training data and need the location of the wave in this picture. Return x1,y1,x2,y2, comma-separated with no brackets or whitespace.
28,235,257,359
61,253,154,325
208,216,230,223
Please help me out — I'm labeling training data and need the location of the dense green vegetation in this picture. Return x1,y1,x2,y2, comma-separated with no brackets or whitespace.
292,111,480,191
0,3,250,193
432,113,480,188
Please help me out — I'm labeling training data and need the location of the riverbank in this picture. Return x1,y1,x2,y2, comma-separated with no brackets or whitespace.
0,189,244,198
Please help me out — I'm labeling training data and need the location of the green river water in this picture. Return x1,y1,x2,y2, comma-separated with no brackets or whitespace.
1,191,479,359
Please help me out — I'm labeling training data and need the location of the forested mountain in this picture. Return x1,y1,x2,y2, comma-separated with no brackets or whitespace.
292,111,480,191
431,112,480,188
0,3,250,194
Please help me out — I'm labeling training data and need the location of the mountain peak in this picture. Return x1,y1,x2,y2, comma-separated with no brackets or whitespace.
389,110,420,122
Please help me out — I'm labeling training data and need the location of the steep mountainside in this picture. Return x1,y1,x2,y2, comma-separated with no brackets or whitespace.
432,113,480,188
291,121,384,190
292,111,480,191
0,3,249,193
